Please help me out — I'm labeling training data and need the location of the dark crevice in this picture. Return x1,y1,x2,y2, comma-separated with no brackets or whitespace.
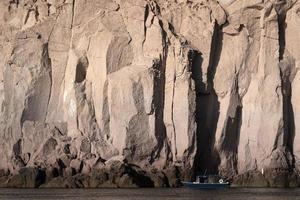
170,58,177,159
192,90,220,176
150,57,168,164
35,6,39,22
207,23,222,91
75,56,88,83
142,4,150,48
192,22,222,177
276,5,296,171
168,23,178,38
190,51,203,93
279,61,296,170
277,10,286,61
43,42,53,115
102,80,110,140
149,16,169,164
47,3,51,16
44,43,52,122
13,139,22,156
71,0,76,28
24,10,31,25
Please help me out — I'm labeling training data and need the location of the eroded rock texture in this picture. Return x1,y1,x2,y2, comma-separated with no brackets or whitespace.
0,0,300,187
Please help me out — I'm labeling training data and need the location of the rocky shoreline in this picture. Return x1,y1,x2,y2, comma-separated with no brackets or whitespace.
1,167,300,188
1,130,299,188
0,129,297,189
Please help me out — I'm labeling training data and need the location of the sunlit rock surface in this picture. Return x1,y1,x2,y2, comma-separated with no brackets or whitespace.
0,0,300,188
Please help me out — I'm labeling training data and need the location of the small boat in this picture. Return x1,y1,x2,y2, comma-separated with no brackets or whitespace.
182,175,230,189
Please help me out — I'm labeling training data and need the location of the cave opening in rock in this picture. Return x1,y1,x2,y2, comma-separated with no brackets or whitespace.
75,57,89,83
191,23,223,178
190,49,220,177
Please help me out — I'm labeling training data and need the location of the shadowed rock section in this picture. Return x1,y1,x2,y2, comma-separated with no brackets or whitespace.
0,0,300,188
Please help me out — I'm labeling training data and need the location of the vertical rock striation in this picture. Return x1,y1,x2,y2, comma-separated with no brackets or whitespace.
0,0,300,187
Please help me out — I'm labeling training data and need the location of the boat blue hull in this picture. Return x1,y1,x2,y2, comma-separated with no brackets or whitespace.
182,182,230,189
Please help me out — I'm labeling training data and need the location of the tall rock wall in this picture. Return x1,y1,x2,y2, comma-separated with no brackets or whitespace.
0,0,300,187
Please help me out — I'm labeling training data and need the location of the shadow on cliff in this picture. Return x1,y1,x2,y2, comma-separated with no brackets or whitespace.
280,63,296,171
149,47,168,164
124,80,151,163
191,24,223,177
278,10,296,171
218,79,243,176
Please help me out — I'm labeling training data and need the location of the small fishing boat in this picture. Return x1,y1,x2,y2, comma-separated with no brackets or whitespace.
182,175,230,189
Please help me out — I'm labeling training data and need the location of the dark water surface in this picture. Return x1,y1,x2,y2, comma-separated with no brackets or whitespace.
0,188,300,200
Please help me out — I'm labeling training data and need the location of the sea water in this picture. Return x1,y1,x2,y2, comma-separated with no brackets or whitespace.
0,188,299,200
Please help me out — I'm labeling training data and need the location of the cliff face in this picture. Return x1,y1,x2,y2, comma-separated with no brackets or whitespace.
0,0,300,187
